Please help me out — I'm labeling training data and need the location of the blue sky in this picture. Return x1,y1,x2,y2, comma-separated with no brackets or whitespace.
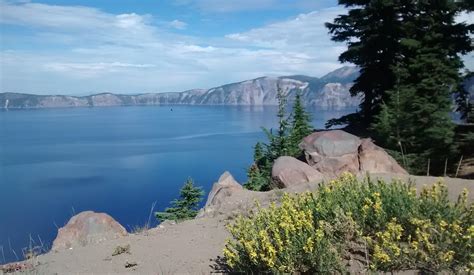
0,0,472,95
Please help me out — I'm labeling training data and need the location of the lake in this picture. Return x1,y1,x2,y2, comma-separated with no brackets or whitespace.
0,106,353,263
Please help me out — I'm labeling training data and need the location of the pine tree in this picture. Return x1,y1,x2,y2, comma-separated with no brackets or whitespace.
244,142,271,191
243,164,269,191
262,87,291,161
244,88,291,191
326,0,405,128
253,142,264,165
155,178,204,222
373,0,472,174
288,92,312,155
456,71,474,123
275,87,290,157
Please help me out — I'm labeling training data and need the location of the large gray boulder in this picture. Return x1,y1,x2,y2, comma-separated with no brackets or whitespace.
272,156,325,188
300,130,361,177
300,130,361,160
299,130,407,177
52,211,128,251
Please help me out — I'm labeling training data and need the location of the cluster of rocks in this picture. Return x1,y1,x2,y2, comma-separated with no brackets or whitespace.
50,130,406,252
272,130,406,188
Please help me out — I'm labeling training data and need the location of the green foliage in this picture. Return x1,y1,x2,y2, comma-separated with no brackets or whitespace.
456,71,474,123
327,1,472,174
224,173,473,273
224,193,354,273
155,178,204,222
262,88,292,160
326,0,405,127
288,92,312,155
327,0,471,130
368,0,472,174
244,163,270,191
244,89,314,191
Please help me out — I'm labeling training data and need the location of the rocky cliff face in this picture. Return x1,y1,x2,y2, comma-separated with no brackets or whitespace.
0,66,360,109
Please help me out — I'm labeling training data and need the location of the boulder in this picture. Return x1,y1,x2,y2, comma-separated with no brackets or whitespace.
272,156,325,188
300,130,361,160
198,172,243,217
312,154,360,178
358,138,407,175
300,130,361,177
299,130,407,177
52,211,127,251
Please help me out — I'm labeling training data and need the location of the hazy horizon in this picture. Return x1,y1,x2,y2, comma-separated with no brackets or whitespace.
1,0,472,95
0,65,355,96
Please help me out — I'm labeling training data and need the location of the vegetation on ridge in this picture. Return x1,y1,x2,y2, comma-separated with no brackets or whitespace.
326,0,473,175
224,173,473,273
244,90,313,191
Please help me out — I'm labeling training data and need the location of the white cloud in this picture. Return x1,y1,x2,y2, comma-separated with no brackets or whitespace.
225,8,347,67
169,19,187,30
173,0,337,13
44,62,156,77
0,1,350,94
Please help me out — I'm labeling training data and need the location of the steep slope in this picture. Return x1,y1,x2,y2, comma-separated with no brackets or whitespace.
0,67,360,109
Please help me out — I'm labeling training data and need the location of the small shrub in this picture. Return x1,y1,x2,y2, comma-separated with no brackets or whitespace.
223,173,473,273
112,244,131,256
155,177,204,222
224,193,356,273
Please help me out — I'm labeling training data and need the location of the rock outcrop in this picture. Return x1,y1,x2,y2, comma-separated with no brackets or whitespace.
198,172,244,218
271,156,325,188
299,130,407,177
52,211,128,251
0,66,360,109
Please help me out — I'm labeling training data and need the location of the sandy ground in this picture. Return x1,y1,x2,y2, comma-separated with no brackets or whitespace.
2,173,473,275
32,217,229,274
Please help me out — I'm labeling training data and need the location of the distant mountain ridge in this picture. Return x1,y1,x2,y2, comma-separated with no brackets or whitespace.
1,66,361,109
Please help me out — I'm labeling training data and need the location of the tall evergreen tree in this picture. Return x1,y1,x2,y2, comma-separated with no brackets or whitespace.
373,0,472,173
253,142,264,165
263,87,291,160
155,178,204,222
244,142,271,191
456,71,474,123
326,0,405,128
289,92,313,155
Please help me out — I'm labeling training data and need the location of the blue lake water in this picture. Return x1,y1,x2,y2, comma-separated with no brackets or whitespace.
0,106,353,263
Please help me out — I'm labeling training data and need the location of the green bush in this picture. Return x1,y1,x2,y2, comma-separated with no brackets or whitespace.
224,173,473,273
155,177,204,222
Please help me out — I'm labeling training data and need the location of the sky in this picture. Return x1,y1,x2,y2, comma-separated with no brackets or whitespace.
0,0,472,95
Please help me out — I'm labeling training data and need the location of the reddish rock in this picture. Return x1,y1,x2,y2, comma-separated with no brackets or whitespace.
52,211,127,251
359,138,407,175
299,130,407,177
198,172,243,217
272,156,325,188
312,154,360,178
300,130,361,161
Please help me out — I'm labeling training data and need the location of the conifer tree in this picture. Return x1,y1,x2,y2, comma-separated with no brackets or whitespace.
245,88,292,191
253,142,264,165
155,178,204,222
456,71,474,123
326,0,404,128
244,142,271,191
289,92,312,155
373,0,472,173
262,87,291,161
